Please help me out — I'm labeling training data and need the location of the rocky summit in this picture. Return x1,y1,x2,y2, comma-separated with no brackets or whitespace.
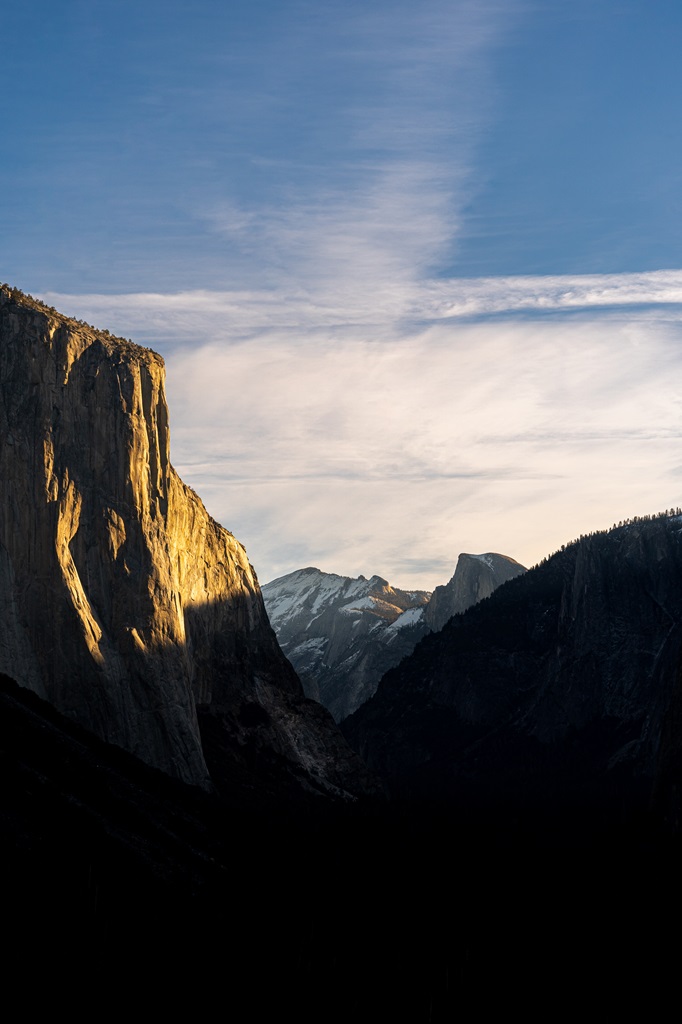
423,551,526,632
0,286,372,798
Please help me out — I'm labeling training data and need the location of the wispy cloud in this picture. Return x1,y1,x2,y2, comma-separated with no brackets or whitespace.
418,270,682,320
208,161,459,294
43,267,682,344
191,0,515,300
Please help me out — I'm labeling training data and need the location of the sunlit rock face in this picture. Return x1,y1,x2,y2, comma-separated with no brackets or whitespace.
0,287,371,796
263,555,525,723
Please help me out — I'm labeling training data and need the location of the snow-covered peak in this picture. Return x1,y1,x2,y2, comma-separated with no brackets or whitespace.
262,567,430,630
262,568,391,631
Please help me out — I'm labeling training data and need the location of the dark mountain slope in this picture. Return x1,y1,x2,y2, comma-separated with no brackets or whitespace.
343,515,682,820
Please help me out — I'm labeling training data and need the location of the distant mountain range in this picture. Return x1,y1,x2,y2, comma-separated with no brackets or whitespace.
263,552,526,721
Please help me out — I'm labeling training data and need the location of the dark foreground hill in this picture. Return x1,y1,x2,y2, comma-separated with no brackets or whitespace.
3,670,680,1018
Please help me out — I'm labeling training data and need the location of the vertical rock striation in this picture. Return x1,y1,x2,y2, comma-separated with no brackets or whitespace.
0,286,370,795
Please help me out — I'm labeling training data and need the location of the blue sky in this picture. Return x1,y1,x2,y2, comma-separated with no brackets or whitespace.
3,0,682,587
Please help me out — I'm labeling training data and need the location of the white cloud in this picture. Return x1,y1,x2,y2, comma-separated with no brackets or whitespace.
417,270,682,320
42,268,682,346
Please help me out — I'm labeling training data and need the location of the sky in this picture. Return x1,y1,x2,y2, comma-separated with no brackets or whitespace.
3,0,682,589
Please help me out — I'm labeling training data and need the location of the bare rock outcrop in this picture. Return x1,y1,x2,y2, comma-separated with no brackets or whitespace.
0,286,371,796
423,552,526,632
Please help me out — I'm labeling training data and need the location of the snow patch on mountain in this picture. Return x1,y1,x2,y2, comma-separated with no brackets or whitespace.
263,567,431,721
388,606,424,631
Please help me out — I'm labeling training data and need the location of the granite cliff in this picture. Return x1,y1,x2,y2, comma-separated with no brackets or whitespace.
423,551,525,632
0,285,371,796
